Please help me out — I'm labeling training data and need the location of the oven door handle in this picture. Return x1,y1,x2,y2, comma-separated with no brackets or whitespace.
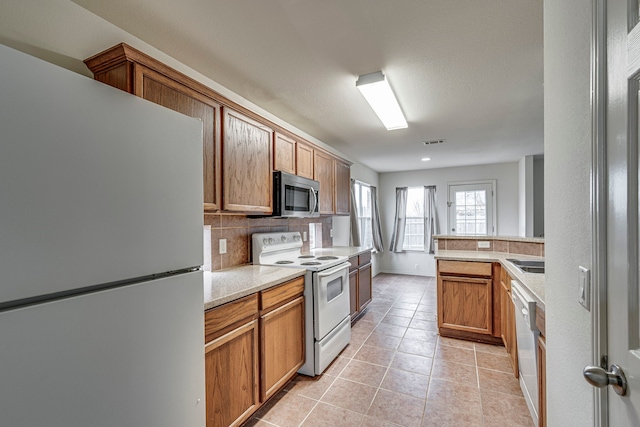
316,262,351,278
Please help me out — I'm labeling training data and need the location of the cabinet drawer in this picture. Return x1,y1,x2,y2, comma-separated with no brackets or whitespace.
349,256,358,271
205,294,258,341
438,260,492,277
261,276,305,313
358,251,372,266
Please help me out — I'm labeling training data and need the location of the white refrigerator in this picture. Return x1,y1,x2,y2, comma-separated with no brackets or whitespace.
0,44,206,426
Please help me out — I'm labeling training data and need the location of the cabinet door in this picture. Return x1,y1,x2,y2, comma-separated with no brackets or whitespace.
205,319,259,427
334,160,351,215
538,335,546,427
222,108,273,213
358,263,372,312
508,295,519,377
314,151,335,214
437,275,493,335
500,281,509,347
133,65,222,212
349,269,358,317
274,132,296,174
260,297,304,401
296,143,314,179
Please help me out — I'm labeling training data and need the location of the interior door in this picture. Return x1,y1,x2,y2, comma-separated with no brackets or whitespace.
591,0,640,423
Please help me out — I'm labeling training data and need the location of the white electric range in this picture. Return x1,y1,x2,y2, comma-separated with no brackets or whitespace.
252,232,351,376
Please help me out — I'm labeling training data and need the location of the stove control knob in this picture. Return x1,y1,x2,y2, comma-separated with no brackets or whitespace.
281,235,287,243
294,235,301,242
263,238,269,245
268,238,275,244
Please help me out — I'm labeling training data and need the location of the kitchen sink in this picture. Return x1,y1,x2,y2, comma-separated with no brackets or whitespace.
506,259,545,274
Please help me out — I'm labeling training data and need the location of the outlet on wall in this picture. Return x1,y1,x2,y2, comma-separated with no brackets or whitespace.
219,239,227,254
330,228,333,237
303,231,307,242
477,241,491,249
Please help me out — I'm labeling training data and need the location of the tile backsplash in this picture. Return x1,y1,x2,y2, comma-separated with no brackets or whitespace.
204,214,334,271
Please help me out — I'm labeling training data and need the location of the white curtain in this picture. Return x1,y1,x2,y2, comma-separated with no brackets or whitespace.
349,179,361,246
370,186,384,253
389,187,408,252
424,185,440,254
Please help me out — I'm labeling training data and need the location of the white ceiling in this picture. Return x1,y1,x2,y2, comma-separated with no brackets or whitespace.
73,0,543,173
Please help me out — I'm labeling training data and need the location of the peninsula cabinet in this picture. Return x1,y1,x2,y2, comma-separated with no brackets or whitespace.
203,276,304,427
500,267,518,377
314,151,335,214
84,43,222,212
222,108,273,213
437,260,499,342
536,305,546,427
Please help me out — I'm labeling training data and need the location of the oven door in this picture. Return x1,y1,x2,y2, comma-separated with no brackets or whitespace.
312,262,351,339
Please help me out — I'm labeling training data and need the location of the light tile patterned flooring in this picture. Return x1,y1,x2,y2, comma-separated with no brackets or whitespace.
246,273,533,427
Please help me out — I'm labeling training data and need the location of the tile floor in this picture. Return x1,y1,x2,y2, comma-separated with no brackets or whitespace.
246,273,534,427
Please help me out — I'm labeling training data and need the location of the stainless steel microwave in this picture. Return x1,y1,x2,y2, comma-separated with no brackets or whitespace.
273,171,320,218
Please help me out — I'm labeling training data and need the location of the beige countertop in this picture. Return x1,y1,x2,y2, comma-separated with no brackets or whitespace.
309,246,373,257
434,235,544,243
435,249,545,309
203,265,306,310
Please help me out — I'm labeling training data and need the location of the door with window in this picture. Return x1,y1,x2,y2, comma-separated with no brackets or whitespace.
447,182,495,235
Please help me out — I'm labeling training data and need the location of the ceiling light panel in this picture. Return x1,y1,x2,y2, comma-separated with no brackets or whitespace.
356,71,407,131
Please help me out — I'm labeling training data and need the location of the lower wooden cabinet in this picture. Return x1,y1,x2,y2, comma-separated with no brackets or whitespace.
260,295,305,401
349,251,373,321
204,277,304,427
349,269,358,317
437,261,494,338
358,263,372,312
205,319,259,427
500,268,518,377
536,305,546,427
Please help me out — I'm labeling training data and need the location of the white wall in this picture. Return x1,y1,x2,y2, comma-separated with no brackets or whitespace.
378,162,519,277
0,0,383,275
533,156,545,237
519,156,534,237
544,0,593,425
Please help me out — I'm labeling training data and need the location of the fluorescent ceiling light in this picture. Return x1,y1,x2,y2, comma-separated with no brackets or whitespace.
421,157,431,162
356,71,407,130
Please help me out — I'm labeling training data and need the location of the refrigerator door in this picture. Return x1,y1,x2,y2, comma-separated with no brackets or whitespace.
0,44,203,306
0,271,205,427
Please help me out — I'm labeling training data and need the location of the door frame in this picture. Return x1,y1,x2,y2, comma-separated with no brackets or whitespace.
592,0,608,425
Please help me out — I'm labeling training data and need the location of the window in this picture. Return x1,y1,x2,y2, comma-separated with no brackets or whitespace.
354,181,373,248
447,181,496,236
403,187,424,250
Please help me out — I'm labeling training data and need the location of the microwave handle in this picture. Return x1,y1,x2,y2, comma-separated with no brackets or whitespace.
309,187,318,215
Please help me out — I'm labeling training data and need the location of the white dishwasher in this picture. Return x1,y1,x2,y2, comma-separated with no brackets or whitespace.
511,280,539,426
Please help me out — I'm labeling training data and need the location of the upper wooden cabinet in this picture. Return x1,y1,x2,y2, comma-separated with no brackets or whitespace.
85,43,352,215
273,132,296,175
314,151,335,214
84,44,221,212
296,143,314,179
222,108,273,213
334,160,350,215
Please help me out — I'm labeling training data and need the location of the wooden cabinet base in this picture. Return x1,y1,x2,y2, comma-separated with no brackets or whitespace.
438,327,504,345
